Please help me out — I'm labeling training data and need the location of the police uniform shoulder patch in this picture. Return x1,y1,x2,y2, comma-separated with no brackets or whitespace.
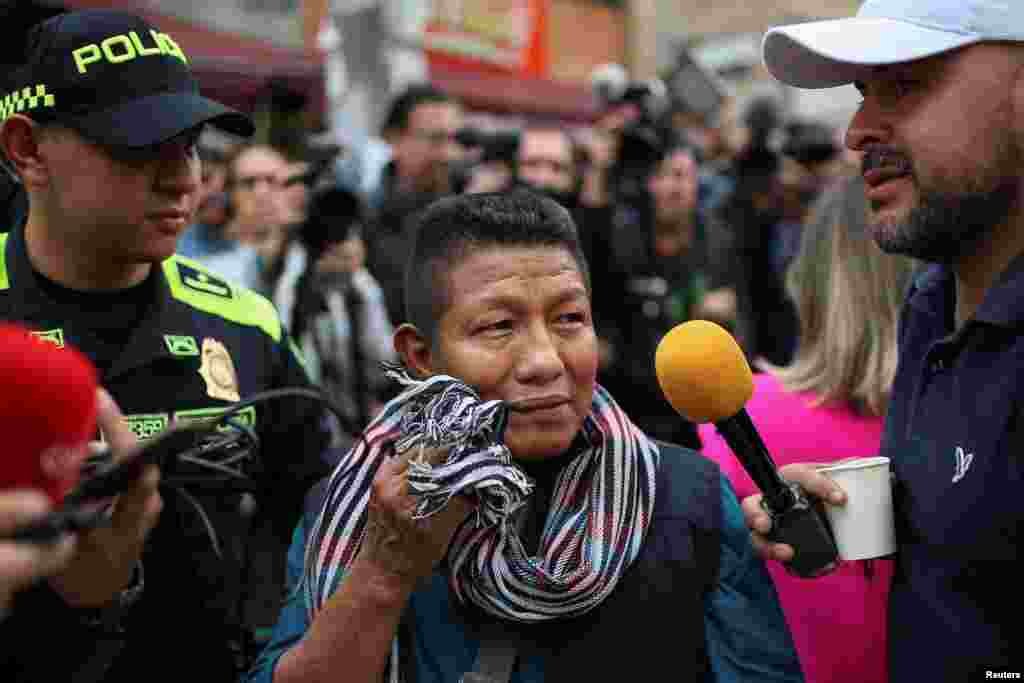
199,337,240,402
163,256,282,343
176,262,232,299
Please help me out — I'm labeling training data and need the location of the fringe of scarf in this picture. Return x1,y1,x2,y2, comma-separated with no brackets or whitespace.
303,365,659,679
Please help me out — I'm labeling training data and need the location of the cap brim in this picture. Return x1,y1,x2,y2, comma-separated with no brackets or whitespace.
67,92,254,147
762,17,980,88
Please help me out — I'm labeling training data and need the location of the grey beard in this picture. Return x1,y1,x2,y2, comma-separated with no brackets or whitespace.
873,178,1017,264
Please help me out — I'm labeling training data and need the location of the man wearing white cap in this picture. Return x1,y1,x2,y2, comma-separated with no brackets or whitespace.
743,1,1024,680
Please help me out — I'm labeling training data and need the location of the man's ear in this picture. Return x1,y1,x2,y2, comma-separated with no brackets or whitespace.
1,115,49,190
1010,49,1024,151
393,323,434,379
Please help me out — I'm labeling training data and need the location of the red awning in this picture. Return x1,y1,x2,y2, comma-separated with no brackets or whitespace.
428,54,598,123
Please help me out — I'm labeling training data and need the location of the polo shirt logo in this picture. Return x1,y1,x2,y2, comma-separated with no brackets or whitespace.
30,328,65,348
177,263,232,299
952,446,974,484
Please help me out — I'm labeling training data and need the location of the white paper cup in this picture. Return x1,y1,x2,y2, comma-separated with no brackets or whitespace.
816,457,895,561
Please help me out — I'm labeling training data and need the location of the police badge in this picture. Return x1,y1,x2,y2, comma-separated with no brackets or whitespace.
198,338,240,402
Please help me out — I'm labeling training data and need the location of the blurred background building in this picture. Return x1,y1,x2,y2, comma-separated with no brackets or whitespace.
1,0,864,141
305,0,863,133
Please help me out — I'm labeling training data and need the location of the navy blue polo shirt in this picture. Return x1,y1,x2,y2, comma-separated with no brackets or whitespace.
882,258,1024,681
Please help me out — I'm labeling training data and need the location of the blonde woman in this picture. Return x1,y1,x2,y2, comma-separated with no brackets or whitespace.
700,174,917,683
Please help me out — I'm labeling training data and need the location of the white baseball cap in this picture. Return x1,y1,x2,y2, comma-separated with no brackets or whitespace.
762,0,1024,89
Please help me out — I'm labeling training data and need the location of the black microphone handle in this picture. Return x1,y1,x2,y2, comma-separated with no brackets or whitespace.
713,409,793,510
714,409,840,577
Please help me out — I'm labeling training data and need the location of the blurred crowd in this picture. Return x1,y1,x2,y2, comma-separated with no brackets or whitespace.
180,76,860,447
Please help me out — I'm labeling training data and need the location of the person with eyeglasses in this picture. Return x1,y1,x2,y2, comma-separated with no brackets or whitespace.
178,143,293,294
351,84,466,329
279,161,312,227
335,84,463,213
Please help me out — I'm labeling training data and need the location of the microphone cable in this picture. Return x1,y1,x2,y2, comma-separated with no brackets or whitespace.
5,385,368,675
7,385,365,544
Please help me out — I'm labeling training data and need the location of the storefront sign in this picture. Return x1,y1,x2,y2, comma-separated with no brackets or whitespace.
424,0,546,76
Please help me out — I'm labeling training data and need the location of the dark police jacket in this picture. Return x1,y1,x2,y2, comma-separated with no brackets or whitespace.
0,225,332,682
883,262,1024,681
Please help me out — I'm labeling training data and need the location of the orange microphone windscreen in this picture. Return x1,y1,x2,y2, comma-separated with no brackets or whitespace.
655,320,753,424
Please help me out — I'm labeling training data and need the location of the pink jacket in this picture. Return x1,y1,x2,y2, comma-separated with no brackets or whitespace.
699,373,893,683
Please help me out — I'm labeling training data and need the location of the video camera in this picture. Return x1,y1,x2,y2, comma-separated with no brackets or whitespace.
449,127,520,194
299,186,364,255
590,63,669,128
607,121,677,208
588,63,681,208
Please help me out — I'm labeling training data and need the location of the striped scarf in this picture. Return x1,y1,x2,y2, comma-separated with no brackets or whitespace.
303,366,659,676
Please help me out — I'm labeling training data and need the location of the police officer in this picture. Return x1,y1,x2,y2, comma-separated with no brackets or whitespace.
0,9,332,682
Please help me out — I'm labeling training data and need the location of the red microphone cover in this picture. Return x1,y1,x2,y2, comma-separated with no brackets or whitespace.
0,323,99,502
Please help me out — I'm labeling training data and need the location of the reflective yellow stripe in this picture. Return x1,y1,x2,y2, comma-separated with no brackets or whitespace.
0,85,56,121
287,333,310,376
162,255,281,342
0,233,9,291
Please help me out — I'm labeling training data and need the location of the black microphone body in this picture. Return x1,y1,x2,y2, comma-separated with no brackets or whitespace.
8,421,226,543
715,409,839,578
